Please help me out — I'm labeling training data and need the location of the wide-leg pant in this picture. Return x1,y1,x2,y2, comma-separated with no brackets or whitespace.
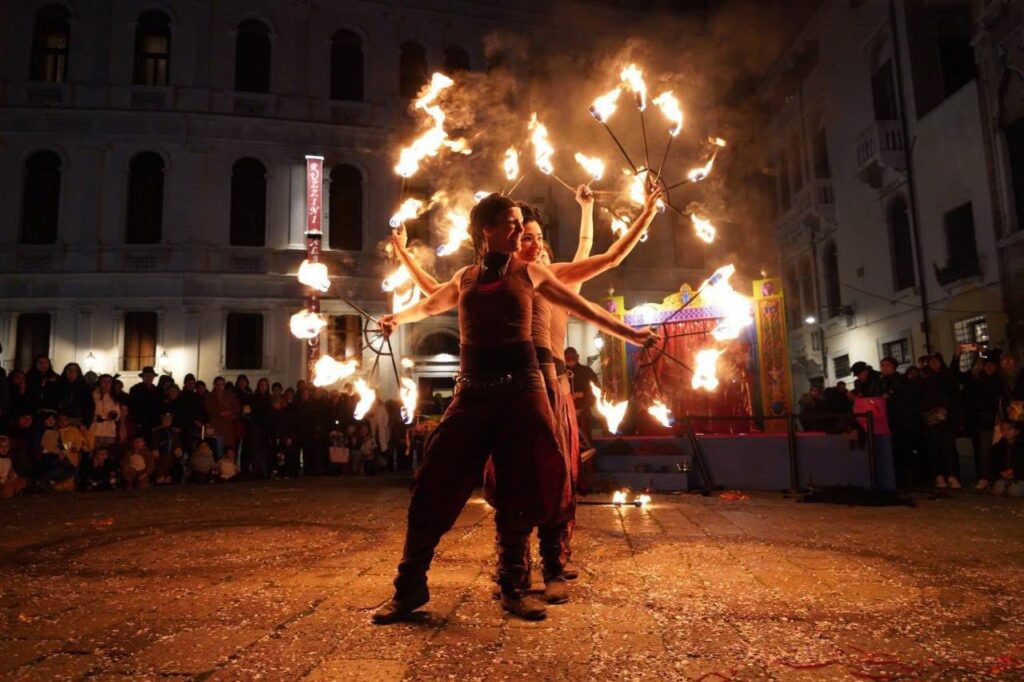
537,373,580,578
394,372,566,596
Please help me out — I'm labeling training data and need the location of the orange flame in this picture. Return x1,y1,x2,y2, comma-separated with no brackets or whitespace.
289,310,326,340
612,490,628,505
647,400,672,427
352,378,376,420
297,260,331,293
436,211,470,257
691,214,716,243
687,153,717,182
652,91,683,136
590,87,622,122
709,136,727,147
620,64,647,110
574,152,605,182
393,73,469,178
635,493,652,507
400,377,418,424
312,356,358,388
692,348,723,391
503,147,520,181
528,113,555,175
591,382,628,434
700,264,753,341
389,197,427,228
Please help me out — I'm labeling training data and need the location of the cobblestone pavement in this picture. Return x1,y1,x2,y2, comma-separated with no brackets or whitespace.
2,478,1024,680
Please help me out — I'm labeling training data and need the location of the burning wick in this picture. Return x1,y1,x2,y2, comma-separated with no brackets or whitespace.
634,494,652,508
352,378,376,421
297,260,331,293
620,64,647,111
691,215,716,244
289,310,326,340
528,113,554,175
647,400,672,428
399,377,418,425
389,198,426,228
574,152,606,183
612,490,628,507
503,147,520,181
312,356,358,387
692,348,723,391
589,87,621,123
436,211,470,257
590,382,628,434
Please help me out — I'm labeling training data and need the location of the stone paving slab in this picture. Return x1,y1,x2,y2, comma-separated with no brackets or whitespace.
2,477,1024,680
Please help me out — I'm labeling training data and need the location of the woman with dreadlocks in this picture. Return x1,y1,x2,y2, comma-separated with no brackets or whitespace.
385,185,662,611
373,194,658,624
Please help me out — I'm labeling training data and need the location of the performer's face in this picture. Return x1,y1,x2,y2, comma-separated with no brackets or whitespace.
516,220,544,262
483,207,524,253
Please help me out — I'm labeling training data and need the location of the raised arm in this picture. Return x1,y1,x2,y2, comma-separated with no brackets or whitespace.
572,185,595,263
380,268,464,331
528,263,657,348
389,226,442,296
551,187,662,287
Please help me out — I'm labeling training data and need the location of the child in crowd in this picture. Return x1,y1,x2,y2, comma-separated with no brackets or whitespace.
57,412,92,469
188,441,216,483
81,447,118,491
0,435,28,498
121,436,154,489
37,409,78,492
216,447,240,482
151,413,181,485
991,421,1024,498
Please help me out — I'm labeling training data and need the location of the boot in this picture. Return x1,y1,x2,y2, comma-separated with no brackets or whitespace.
560,562,579,580
371,584,430,624
543,576,570,604
501,589,547,621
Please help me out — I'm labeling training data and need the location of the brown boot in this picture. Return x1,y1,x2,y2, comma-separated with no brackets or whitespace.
371,585,429,624
561,562,579,580
501,590,547,621
543,577,570,604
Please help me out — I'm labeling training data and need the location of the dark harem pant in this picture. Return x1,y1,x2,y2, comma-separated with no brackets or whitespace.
394,371,566,596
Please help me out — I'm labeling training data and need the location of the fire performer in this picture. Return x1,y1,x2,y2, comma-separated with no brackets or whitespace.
388,185,663,606
373,194,657,624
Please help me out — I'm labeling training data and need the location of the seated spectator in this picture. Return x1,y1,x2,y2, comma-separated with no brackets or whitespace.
991,421,1024,497
45,362,95,427
37,410,77,492
81,447,118,491
216,447,240,482
121,436,154,489
90,374,121,451
57,412,92,468
0,435,28,498
188,441,216,483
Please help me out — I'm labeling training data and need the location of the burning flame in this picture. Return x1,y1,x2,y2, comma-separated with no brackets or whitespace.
620,64,647,110
647,400,672,428
610,215,628,237
503,147,520,181
635,494,652,507
591,383,627,434
701,264,753,341
691,214,716,243
289,310,326,340
687,155,716,183
399,377,418,424
612,490,628,505
626,168,665,213
401,357,415,369
709,136,727,147
383,265,421,313
692,348,723,391
391,286,421,314
312,356,358,388
381,265,411,292
436,211,470,257
574,152,605,182
590,87,622,122
528,113,555,175
297,260,331,293
393,73,469,178
474,191,492,203
652,91,683,136
352,378,376,421
389,198,427,228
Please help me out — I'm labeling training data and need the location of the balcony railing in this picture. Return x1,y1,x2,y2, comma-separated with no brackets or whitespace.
934,258,981,286
855,120,906,187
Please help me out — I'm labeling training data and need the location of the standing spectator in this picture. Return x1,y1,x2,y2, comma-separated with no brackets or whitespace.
267,394,297,477
204,377,241,450
991,421,1024,497
45,363,95,427
850,362,883,397
919,353,961,489
0,343,9,427
565,348,598,446
798,384,827,431
175,374,206,451
879,357,915,487
25,355,58,414
998,351,1024,422
350,422,375,476
970,352,1002,490
121,436,154,489
90,374,121,452
367,398,391,466
6,371,31,425
0,435,28,498
291,387,319,475
128,367,163,440
247,378,272,478
111,378,132,444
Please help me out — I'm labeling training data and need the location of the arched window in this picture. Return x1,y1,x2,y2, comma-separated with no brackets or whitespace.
30,5,69,82
125,152,164,244
823,241,841,318
443,45,470,73
799,256,815,321
229,158,267,246
330,29,363,101
21,150,62,244
329,165,363,251
887,197,915,291
416,331,459,357
133,10,171,86
399,41,427,98
235,20,271,93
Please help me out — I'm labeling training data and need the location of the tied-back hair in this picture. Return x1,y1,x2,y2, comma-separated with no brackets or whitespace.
517,201,542,227
469,193,517,260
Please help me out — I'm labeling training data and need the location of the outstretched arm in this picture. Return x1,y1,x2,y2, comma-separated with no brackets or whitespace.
380,268,464,331
572,185,595,263
389,226,442,296
551,187,662,287
528,263,657,347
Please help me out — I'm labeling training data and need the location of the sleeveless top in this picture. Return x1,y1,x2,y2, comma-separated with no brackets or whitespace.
532,293,554,363
458,255,538,373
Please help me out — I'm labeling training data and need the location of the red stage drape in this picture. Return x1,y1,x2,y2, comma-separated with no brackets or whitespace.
630,319,755,435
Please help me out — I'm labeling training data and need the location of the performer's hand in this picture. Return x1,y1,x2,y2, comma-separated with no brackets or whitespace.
378,314,396,338
575,184,594,208
630,326,661,348
390,225,408,250
644,184,665,211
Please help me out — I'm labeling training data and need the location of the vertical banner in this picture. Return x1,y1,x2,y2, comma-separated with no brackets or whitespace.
752,278,792,432
305,155,325,381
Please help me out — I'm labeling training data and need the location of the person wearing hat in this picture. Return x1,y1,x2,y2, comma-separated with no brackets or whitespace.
128,366,163,440
851,361,883,398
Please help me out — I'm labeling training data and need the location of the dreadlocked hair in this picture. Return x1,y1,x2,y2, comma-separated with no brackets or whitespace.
469,193,517,260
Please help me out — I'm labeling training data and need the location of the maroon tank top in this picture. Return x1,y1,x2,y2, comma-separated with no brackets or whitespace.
458,255,539,373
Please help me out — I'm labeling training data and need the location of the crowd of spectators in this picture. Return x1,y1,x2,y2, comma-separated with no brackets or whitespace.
0,352,424,498
798,349,1024,494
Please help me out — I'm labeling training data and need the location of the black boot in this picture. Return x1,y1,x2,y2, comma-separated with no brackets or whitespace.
372,585,430,624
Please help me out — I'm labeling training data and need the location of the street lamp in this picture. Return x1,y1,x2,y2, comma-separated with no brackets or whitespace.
804,315,816,325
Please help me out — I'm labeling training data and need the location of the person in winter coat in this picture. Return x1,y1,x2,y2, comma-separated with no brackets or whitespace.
128,367,163,440
24,355,58,414
918,354,961,489
203,376,241,450
89,374,121,451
